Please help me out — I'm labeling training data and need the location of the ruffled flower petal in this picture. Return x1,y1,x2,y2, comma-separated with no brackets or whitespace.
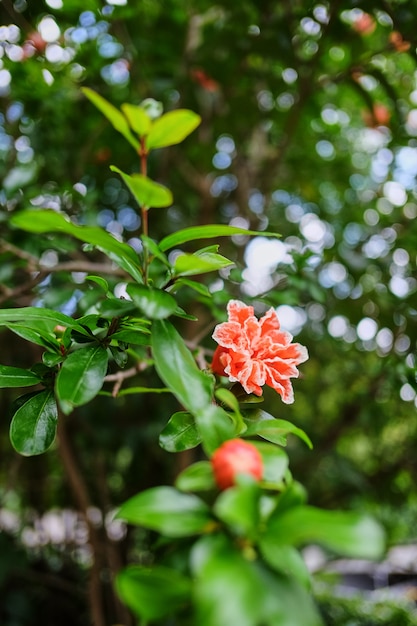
211,300,308,402
227,300,255,325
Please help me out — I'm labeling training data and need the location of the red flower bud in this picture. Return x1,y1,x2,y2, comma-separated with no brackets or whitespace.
211,439,263,490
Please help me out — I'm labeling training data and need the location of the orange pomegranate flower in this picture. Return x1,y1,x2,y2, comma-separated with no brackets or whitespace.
212,300,308,403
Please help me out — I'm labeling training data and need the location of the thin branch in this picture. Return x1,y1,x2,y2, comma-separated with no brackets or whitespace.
42,260,128,276
0,273,48,306
0,238,39,265
0,239,129,277
104,360,149,396
186,318,216,349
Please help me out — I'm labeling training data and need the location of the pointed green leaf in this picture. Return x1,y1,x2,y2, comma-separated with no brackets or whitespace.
141,235,170,265
196,404,236,455
97,298,138,318
116,486,211,537
10,390,57,456
121,103,152,136
264,506,385,560
171,278,211,297
173,252,233,277
56,345,108,414
151,319,213,413
110,329,150,346
159,225,281,252
273,481,308,516
86,275,110,293
100,386,170,397
151,320,234,452
43,352,65,367
172,307,198,321
258,542,312,590
215,388,247,434
214,479,261,538
0,306,89,335
0,365,41,388
176,461,216,492
126,284,177,319
268,419,312,448
82,87,139,150
109,345,128,368
244,414,312,449
6,324,60,351
252,441,289,486
110,166,172,208
11,210,143,283
116,565,191,622
146,109,201,150
159,411,202,452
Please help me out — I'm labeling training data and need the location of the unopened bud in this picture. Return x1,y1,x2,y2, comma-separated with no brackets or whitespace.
211,439,263,490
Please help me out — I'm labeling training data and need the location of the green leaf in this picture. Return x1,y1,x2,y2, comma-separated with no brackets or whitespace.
100,386,170,397
171,278,211,297
175,461,216,492
0,365,41,388
116,565,191,621
56,345,108,414
195,404,236,455
159,225,280,252
126,284,177,319
10,390,57,456
121,103,152,136
111,329,150,346
151,322,234,454
173,252,233,277
263,506,385,560
244,420,285,446
118,318,151,332
192,533,323,626
146,109,201,150
267,419,312,449
116,486,211,537
73,314,103,333
43,352,64,367
272,481,308,516
86,275,110,293
214,478,261,538
252,441,289,487
11,210,143,283
215,388,247,435
151,319,213,413
196,251,233,266
244,413,312,449
82,87,139,150
258,542,311,590
110,166,173,209
0,306,90,336
159,411,202,452
141,235,170,265
97,298,138,318
172,307,198,321
5,324,60,351
109,345,128,368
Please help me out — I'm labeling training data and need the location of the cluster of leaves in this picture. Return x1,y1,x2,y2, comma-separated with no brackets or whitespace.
0,89,386,625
